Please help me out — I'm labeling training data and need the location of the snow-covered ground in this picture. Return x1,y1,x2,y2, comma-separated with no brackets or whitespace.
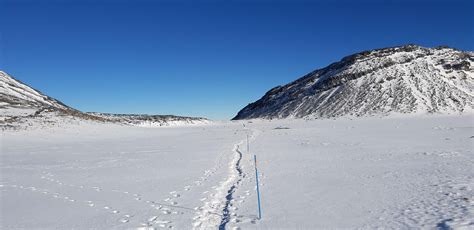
1,115,473,229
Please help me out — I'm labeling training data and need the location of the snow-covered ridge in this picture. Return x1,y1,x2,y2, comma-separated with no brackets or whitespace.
0,71,209,129
0,71,71,111
233,45,474,119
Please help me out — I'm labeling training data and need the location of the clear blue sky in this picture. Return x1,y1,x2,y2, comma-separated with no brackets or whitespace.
1,0,473,120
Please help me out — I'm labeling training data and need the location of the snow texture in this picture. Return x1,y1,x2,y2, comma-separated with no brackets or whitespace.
1,115,473,229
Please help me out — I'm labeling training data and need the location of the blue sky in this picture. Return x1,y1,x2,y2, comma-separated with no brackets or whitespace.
1,0,473,120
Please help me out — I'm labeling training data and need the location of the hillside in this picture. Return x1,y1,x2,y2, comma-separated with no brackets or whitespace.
0,71,208,129
234,45,474,120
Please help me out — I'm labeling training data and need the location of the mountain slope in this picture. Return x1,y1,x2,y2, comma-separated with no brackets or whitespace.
0,71,208,129
0,71,87,124
233,45,474,120
0,71,70,111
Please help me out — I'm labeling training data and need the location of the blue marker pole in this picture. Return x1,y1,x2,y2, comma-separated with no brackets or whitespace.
254,154,262,220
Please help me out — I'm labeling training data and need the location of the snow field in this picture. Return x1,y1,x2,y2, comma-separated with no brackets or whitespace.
1,115,473,229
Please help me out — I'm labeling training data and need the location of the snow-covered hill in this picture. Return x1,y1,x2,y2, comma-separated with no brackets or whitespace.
0,71,71,110
234,45,474,120
0,71,73,118
0,71,208,129
0,71,94,129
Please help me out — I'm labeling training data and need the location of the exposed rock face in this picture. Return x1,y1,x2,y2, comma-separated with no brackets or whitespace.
234,45,474,120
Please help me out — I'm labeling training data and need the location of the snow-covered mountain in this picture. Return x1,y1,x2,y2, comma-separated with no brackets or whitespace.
0,71,71,111
0,71,208,129
0,71,87,125
233,45,474,120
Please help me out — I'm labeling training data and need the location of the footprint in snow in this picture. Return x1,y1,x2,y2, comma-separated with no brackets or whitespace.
155,220,172,224
148,216,158,222
231,218,241,223
10,183,126,216
118,218,129,223
143,218,172,228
